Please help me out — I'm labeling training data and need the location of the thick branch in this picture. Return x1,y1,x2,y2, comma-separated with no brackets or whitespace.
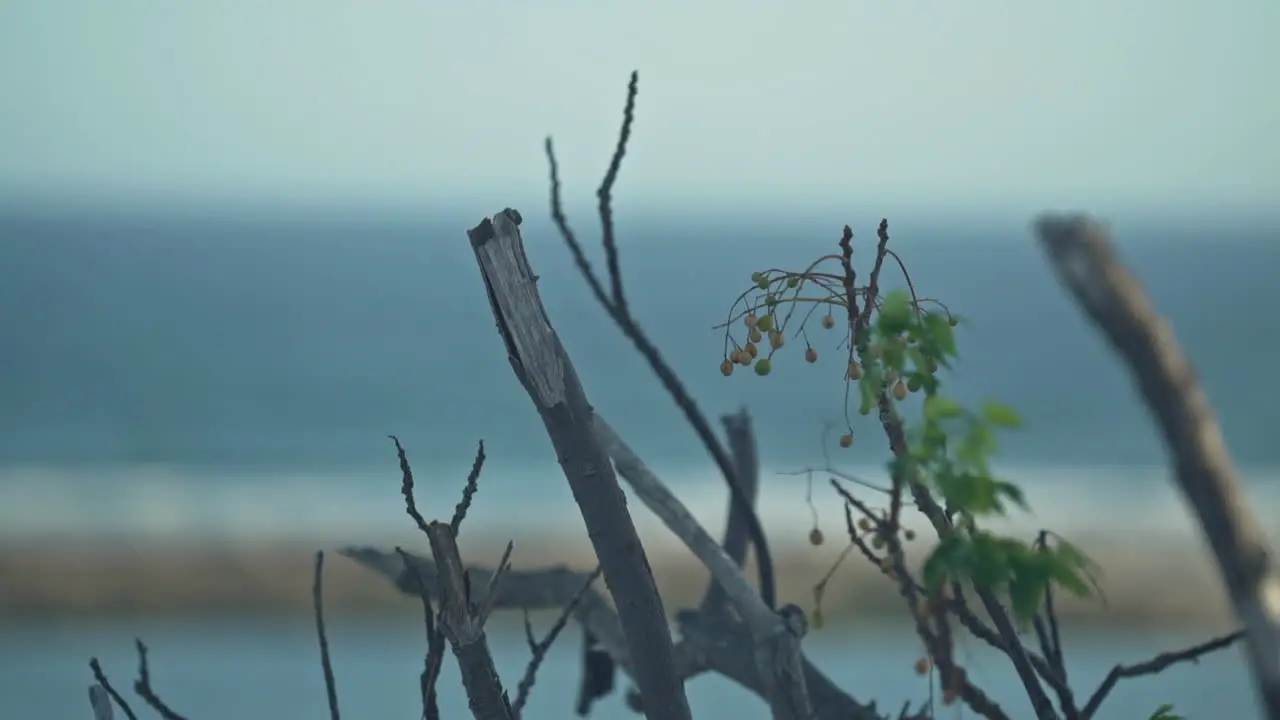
343,546,884,720
1036,213,1280,719
423,522,513,720
467,208,692,720
702,408,761,614
593,415,813,720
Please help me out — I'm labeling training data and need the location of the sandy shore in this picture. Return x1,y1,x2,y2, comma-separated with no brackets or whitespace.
0,530,1235,631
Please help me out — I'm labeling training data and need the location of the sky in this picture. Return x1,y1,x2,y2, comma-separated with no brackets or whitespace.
1,1,1276,214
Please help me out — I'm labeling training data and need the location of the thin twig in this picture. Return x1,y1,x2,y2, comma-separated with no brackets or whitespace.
313,552,341,720
392,435,431,535
131,640,188,720
88,661,138,720
512,565,605,716
396,546,443,720
1080,630,1246,718
450,440,486,536
544,74,777,609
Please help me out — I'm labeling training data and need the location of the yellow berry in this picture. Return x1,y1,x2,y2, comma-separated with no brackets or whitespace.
734,350,752,366
757,315,775,332
892,380,908,400
914,657,932,676
839,433,854,448
754,358,773,376
745,342,758,358
719,360,734,377
808,527,824,546
769,331,785,349
749,328,763,343
804,347,818,363
821,315,835,329
744,314,758,329
871,536,886,550
847,362,863,380
857,517,873,532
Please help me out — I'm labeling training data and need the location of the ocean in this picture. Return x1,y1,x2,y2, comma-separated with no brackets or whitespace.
0,203,1277,544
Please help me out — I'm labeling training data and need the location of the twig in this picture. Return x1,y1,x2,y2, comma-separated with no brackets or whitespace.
132,640,188,720
392,435,431,535
88,662,137,720
544,71,778,611
513,565,604,716
396,546,444,720
313,551,342,720
451,440,486,536
1080,630,1245,718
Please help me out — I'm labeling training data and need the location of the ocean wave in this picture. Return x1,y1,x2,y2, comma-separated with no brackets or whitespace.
2,462,1277,546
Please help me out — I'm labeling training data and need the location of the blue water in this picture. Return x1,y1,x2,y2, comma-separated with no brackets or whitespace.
1,204,1277,542
0,616,1258,719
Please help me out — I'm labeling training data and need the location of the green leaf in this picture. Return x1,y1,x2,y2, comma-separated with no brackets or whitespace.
922,535,968,592
981,401,1023,429
993,480,1028,511
1148,703,1184,720
923,395,965,422
921,312,958,357
877,290,914,336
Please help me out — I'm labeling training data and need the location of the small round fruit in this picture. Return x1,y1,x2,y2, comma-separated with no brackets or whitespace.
749,328,763,343
757,315,774,332
720,360,734,377
734,350,752,366
871,535,886,550
765,294,779,307
907,375,923,392
838,433,854,448
754,358,773,376
914,657,932,676
884,369,898,383
847,362,863,380
892,380,908,400
903,528,916,541
879,557,894,573
948,316,959,327
787,276,799,288
804,347,818,363
756,275,771,290
744,313,758,328
857,517,873,532
821,315,835,329
769,331,785,349
808,527,824,546
745,342,758,358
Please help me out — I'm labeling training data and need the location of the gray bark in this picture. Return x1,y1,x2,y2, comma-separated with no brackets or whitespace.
466,208,693,720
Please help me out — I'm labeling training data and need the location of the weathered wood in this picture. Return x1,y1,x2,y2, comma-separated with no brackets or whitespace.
467,208,693,720
87,684,114,720
424,521,514,720
702,408,761,614
1037,213,1280,720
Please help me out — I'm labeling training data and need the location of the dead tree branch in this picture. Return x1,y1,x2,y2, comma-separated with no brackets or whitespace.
513,565,605,717
313,551,342,720
701,408,761,615
466,208,693,720
593,414,814,719
1036,213,1280,719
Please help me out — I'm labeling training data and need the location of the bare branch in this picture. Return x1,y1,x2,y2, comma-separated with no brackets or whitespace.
1036,213,1280,718
701,408,761,614
395,546,445,720
313,552,342,720
451,441,487,536
87,664,136,720
131,640,188,720
512,565,604,717
593,415,813,719
544,73,777,611
467,208,692,720
1081,631,1245,718
424,522,515,720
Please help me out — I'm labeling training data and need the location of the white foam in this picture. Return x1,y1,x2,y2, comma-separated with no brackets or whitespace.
1,462,1277,547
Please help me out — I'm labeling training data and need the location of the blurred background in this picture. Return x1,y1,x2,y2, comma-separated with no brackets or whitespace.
2,1,1276,717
